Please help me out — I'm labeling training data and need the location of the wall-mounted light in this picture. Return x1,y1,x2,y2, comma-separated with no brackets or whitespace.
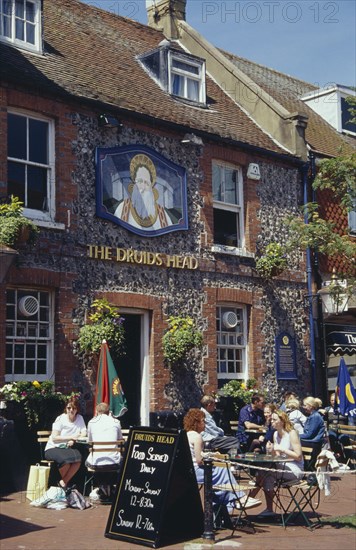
318,271,350,315
98,114,122,128
247,163,261,180
0,244,18,283
181,133,204,146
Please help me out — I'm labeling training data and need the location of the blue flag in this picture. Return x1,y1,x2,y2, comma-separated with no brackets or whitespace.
335,357,356,420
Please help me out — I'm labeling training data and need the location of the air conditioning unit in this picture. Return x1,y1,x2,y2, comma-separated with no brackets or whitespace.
222,311,238,329
18,295,39,317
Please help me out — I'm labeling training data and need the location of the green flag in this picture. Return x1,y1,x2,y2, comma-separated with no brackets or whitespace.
95,340,128,418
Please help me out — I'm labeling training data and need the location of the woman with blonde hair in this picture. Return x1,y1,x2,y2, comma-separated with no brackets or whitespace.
249,409,304,517
286,397,306,435
301,397,325,444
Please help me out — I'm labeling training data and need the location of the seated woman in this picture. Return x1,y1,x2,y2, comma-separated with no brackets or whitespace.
286,398,306,435
249,403,276,453
45,397,87,490
300,397,326,456
183,408,261,513
249,410,304,517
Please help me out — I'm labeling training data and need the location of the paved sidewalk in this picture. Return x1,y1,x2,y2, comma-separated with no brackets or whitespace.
1,474,355,550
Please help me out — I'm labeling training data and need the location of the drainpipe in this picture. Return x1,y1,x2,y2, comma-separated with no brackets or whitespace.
304,154,316,395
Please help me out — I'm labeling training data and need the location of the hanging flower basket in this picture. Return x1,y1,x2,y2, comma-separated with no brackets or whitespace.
162,315,203,367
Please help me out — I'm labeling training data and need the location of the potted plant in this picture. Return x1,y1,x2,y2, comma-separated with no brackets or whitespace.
255,242,288,278
0,380,70,429
77,298,125,356
0,195,39,248
162,315,203,366
219,378,262,415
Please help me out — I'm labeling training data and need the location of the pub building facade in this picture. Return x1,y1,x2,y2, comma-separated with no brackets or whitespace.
0,0,353,427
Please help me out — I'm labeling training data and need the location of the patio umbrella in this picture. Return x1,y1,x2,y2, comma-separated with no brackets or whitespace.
335,357,356,421
94,340,128,418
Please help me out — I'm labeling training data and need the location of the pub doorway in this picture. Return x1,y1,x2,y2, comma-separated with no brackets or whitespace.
113,310,150,429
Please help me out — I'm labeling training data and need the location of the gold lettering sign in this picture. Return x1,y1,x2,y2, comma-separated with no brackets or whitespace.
87,245,198,270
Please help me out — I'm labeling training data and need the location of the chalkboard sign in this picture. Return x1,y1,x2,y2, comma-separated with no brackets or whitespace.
105,427,204,548
276,331,297,380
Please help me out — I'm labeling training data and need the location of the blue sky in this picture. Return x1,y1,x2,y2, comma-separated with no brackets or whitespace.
82,0,355,87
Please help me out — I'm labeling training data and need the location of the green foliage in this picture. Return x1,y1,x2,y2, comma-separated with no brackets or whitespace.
77,298,125,355
219,379,265,413
313,152,356,212
220,378,258,402
256,151,355,280
255,242,288,278
0,195,39,247
0,381,73,428
162,315,203,365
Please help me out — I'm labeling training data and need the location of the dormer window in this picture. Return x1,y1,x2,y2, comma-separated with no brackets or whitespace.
0,0,42,53
139,44,206,105
168,51,205,103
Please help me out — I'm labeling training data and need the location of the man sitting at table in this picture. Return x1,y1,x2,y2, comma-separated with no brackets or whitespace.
237,393,265,452
200,395,241,453
86,402,123,499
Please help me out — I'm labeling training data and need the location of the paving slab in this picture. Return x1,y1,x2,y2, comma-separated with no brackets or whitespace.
1,474,355,550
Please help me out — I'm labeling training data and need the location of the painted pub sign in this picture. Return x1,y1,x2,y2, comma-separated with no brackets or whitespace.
96,145,188,237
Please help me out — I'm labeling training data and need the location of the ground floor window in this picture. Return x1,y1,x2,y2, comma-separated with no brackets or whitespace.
216,305,247,385
5,288,54,381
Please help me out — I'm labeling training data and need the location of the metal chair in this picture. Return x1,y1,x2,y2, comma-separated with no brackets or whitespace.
212,460,258,534
276,445,321,530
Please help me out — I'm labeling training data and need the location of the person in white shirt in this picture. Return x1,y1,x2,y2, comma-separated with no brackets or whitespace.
86,402,123,468
45,398,87,489
86,402,124,501
286,398,306,435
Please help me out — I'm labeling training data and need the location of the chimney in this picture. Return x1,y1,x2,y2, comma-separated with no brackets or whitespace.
146,0,186,39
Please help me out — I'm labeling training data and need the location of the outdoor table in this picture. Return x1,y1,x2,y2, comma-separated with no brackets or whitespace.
229,453,294,479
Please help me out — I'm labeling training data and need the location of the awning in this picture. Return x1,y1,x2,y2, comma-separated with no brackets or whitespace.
325,324,356,356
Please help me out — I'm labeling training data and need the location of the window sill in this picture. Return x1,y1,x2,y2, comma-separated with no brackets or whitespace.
212,245,255,258
33,219,66,230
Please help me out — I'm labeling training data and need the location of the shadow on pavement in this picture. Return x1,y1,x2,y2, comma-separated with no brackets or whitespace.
0,513,54,540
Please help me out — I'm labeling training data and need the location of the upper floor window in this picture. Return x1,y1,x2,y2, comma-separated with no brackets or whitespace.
212,161,244,249
139,45,206,106
0,0,42,52
216,305,247,384
7,111,55,221
5,288,54,382
168,51,205,103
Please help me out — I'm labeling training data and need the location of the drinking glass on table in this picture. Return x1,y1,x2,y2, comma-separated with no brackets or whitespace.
266,441,273,457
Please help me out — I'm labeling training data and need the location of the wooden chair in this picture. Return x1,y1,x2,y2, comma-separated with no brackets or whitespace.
229,420,238,435
276,445,321,530
37,430,54,466
83,439,125,496
336,424,356,468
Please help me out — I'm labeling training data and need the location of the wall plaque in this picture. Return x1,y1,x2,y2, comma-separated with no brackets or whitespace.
276,331,297,380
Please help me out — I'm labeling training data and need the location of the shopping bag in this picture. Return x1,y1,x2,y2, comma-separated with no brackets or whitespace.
66,488,91,510
26,463,50,501
30,486,66,507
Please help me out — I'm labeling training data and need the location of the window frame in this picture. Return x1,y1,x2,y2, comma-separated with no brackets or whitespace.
5,287,54,382
216,305,248,381
7,109,56,222
0,0,42,53
348,195,356,235
212,161,245,251
168,50,206,104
